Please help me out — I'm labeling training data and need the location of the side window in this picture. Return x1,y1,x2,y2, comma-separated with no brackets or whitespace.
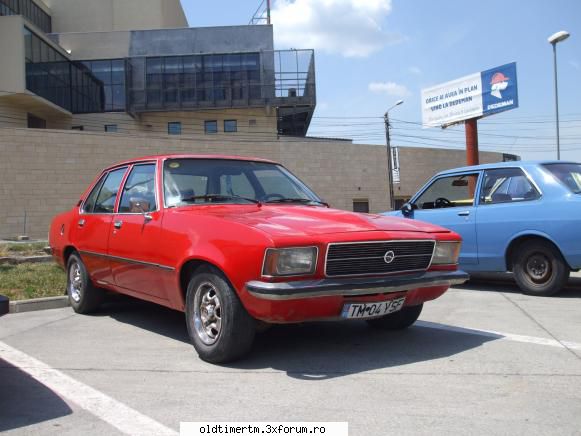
480,168,540,204
414,174,479,209
219,173,256,198
82,175,106,213
119,164,157,213
93,167,127,213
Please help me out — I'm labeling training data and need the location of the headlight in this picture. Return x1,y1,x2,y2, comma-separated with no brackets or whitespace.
262,247,318,276
431,241,461,265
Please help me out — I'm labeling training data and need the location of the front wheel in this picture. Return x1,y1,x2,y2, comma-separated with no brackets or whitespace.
66,253,103,314
366,304,423,330
185,267,255,363
513,240,569,296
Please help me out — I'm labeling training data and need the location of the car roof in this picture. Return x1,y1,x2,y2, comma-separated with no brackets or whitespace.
435,160,580,176
107,154,279,169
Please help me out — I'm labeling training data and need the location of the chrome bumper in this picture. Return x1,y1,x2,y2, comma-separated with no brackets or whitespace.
246,270,469,301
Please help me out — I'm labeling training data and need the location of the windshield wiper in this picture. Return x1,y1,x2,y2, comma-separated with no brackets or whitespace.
265,198,329,207
181,194,261,205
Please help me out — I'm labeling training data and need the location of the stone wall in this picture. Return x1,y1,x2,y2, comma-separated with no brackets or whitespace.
0,128,390,238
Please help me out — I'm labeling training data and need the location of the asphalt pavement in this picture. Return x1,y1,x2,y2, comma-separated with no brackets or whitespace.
1,275,580,436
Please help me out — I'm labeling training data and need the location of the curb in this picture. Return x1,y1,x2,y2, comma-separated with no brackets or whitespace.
0,255,53,265
9,296,70,313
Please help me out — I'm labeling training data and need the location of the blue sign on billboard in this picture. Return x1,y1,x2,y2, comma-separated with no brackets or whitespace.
481,62,519,117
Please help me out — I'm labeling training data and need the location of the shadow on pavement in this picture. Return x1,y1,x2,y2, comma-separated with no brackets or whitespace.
458,273,581,298
0,359,73,432
99,295,497,380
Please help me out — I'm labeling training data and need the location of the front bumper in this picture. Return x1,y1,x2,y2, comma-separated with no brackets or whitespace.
246,270,469,301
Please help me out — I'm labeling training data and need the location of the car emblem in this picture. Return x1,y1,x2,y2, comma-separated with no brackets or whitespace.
383,250,396,264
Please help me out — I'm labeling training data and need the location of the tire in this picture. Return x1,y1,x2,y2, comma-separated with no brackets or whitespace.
366,304,423,330
185,267,255,363
512,240,569,297
66,253,103,314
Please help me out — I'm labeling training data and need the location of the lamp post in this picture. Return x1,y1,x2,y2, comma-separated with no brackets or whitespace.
384,99,404,210
548,30,570,160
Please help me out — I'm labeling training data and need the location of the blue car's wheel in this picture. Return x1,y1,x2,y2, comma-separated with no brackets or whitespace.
513,240,569,297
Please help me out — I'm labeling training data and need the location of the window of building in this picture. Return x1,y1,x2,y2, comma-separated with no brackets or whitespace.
23,26,103,114
71,126,84,131
104,124,118,133
27,113,46,129
224,120,237,133
205,120,218,134
168,122,182,135
81,59,126,112
1,0,52,33
248,119,257,126
353,200,370,213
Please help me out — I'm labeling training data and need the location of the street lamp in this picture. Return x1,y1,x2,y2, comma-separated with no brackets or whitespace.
384,99,404,210
548,30,570,160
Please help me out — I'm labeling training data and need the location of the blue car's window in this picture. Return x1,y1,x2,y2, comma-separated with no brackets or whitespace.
543,163,581,194
414,174,479,209
480,168,540,204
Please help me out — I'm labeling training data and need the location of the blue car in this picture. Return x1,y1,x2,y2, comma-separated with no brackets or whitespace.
385,161,581,296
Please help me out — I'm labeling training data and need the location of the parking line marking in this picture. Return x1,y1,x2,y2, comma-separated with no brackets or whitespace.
0,341,178,436
417,321,581,351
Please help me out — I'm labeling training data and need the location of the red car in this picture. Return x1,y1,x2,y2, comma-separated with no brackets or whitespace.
49,155,468,363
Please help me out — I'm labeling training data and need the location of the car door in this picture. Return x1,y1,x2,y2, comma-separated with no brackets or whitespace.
409,172,481,265
475,167,543,271
73,167,128,285
107,162,168,299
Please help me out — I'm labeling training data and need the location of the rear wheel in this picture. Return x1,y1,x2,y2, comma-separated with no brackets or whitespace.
512,240,569,296
366,304,423,330
185,267,255,363
66,253,103,314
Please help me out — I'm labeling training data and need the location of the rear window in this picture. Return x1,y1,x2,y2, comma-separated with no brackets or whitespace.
543,163,581,194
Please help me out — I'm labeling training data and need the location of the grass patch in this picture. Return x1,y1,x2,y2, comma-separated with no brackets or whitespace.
0,263,66,301
0,242,48,257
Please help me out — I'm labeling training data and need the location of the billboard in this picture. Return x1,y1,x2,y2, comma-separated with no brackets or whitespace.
421,62,518,127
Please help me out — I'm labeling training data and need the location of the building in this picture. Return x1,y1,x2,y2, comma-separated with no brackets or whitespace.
0,0,513,239
0,0,315,136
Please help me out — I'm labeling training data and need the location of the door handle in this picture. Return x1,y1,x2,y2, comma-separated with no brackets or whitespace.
113,220,123,229
143,213,153,223
78,219,85,227
457,211,470,217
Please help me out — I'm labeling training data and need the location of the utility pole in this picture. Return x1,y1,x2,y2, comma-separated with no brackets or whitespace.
266,0,271,25
384,112,395,211
548,30,570,160
465,118,479,166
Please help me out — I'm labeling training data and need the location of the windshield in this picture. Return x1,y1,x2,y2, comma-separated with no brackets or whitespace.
163,159,322,207
543,163,581,194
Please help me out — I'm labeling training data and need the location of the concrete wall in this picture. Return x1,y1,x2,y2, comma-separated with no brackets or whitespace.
0,16,26,94
394,146,506,200
0,128,389,239
45,0,187,33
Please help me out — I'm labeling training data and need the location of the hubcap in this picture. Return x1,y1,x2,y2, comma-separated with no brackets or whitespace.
525,254,551,283
68,262,82,303
193,282,222,345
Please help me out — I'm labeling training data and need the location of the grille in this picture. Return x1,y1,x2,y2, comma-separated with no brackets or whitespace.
325,240,435,277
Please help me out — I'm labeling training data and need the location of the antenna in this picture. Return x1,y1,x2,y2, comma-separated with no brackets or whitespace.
249,0,272,25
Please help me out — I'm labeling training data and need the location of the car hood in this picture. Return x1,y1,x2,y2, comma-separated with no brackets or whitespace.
175,205,450,237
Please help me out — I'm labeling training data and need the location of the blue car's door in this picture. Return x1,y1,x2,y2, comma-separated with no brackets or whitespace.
410,172,481,265
474,167,544,271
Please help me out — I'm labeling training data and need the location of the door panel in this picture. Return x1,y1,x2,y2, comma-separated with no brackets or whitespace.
411,172,480,265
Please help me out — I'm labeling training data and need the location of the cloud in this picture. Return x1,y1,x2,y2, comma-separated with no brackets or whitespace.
368,81,411,97
271,0,403,57
409,66,422,75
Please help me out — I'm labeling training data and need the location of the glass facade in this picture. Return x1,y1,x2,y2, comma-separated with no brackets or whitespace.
24,27,104,113
140,53,261,110
1,0,51,33
82,59,126,112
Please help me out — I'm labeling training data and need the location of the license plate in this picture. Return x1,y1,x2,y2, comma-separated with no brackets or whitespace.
341,297,406,319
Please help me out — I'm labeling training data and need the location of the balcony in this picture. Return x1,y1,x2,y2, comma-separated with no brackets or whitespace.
126,49,316,136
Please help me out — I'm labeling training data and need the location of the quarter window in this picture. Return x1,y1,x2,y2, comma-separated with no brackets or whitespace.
119,164,157,213
414,174,479,209
480,168,540,204
92,167,127,213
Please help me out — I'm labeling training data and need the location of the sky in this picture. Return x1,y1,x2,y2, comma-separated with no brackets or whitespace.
181,0,581,161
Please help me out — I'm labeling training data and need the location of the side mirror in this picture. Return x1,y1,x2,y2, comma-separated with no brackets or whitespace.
401,203,413,217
